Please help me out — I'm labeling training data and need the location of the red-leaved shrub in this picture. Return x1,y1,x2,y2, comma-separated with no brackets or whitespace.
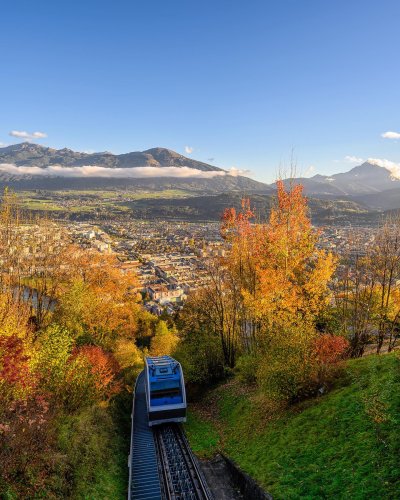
313,334,349,388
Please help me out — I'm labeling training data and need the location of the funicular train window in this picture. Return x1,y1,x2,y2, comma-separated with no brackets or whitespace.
150,379,182,405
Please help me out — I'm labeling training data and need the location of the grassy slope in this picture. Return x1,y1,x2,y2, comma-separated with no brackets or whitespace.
44,390,133,500
185,354,400,500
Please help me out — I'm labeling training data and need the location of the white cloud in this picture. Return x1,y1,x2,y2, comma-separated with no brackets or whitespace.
0,142,8,148
0,163,248,179
9,130,47,140
304,165,316,176
381,131,400,140
367,158,400,179
184,146,193,154
345,155,364,164
226,167,252,177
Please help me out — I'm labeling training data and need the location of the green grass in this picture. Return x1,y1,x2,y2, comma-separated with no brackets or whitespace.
20,198,64,211
185,410,220,459
119,189,194,200
55,401,129,499
185,354,400,499
36,189,193,199
13,189,195,215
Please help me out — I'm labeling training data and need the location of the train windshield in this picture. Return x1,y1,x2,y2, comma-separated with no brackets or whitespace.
150,379,183,406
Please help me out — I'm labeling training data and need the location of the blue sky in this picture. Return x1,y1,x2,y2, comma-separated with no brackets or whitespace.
1,0,399,183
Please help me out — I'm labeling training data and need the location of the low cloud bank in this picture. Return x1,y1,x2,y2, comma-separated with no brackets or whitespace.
368,158,400,179
344,155,400,179
0,163,250,179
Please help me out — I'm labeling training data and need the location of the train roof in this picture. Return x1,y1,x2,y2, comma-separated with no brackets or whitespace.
145,355,182,379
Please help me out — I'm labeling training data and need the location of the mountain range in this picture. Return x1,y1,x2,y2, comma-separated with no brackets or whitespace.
0,143,399,212
286,162,400,197
0,143,223,171
282,162,400,210
0,143,271,194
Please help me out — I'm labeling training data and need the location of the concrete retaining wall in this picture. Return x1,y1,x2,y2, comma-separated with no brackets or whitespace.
222,454,273,500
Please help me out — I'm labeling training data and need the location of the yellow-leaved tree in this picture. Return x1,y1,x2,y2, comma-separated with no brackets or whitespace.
192,181,338,400
150,320,179,357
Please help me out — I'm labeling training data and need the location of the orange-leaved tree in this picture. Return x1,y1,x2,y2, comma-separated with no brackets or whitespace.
187,182,339,400
253,180,336,330
56,251,141,346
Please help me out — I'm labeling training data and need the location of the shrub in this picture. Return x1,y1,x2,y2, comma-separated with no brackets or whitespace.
255,331,350,403
113,338,143,385
174,327,225,386
255,324,317,403
65,346,121,410
312,334,349,387
150,320,179,357
236,353,258,385
32,324,75,395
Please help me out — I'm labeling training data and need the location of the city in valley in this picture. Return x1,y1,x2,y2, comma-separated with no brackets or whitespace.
66,218,376,316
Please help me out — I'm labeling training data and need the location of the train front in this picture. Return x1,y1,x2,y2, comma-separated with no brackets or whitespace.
145,355,187,426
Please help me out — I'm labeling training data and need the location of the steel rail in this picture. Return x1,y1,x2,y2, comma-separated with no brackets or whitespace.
154,424,213,500
127,371,140,500
128,371,163,500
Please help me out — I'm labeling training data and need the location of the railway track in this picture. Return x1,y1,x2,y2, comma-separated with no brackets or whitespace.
129,369,213,500
154,424,213,500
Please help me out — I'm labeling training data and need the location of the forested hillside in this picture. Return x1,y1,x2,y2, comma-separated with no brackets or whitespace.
0,190,178,498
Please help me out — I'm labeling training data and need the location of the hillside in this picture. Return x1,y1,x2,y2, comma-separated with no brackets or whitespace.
185,353,400,499
353,187,400,210
10,190,378,225
124,192,377,225
0,173,271,194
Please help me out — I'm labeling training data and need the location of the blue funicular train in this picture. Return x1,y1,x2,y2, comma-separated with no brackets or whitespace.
144,355,187,426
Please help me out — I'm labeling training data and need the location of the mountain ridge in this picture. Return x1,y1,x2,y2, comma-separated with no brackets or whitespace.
0,144,399,208
284,162,399,196
0,143,271,194
0,143,226,172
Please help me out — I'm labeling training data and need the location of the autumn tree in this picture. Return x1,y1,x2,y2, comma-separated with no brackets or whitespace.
252,181,336,330
66,346,121,408
369,217,400,353
221,199,260,358
150,320,179,357
0,331,52,491
333,251,377,357
0,189,24,290
55,251,141,346
179,182,338,401
176,290,227,384
0,189,74,329
22,218,71,328
335,215,400,356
